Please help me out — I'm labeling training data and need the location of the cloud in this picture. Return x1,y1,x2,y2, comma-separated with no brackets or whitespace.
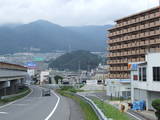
0,0,158,26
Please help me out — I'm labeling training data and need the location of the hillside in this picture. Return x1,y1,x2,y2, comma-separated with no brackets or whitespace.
49,50,102,71
0,20,112,54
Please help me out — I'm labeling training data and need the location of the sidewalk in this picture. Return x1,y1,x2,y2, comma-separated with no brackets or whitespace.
138,111,157,120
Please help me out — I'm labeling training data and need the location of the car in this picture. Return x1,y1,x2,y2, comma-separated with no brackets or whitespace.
42,89,51,96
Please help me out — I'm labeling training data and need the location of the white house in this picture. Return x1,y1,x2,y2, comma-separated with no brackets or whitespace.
40,71,50,85
106,79,131,98
130,52,160,110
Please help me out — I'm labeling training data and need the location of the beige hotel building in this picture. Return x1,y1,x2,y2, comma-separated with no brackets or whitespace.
106,6,160,98
107,6,160,80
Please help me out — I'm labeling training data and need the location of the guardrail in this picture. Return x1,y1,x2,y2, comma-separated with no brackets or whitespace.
76,94,110,120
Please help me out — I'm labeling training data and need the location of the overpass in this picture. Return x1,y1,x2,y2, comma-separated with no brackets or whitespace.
0,62,28,97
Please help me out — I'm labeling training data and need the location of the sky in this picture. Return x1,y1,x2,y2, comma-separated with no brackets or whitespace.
0,0,158,26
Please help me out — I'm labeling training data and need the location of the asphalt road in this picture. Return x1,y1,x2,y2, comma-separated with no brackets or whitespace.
0,85,84,120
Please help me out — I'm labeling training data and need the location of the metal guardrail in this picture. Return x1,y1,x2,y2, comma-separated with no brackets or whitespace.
76,94,109,120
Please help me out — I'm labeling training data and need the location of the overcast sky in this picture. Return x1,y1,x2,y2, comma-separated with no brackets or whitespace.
0,0,158,26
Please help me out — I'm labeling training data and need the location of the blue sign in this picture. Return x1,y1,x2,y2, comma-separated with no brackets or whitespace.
132,64,138,70
128,64,138,70
25,62,36,68
119,79,131,83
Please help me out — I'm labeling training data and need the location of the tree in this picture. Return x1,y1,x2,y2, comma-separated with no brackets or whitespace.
54,75,63,84
49,50,102,71
152,99,160,120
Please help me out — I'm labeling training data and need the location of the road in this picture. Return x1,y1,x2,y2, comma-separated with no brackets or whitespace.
0,85,84,120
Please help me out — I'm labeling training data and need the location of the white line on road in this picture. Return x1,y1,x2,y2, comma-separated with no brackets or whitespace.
44,91,60,120
0,112,8,114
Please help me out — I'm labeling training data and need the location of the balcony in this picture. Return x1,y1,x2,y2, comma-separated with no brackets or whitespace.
150,13,155,18
155,21,160,26
155,30,160,35
150,31,155,36
140,17,145,21
155,39,160,44
139,57,145,61
150,22,155,27
155,12,160,17
150,39,155,44
144,40,150,46
139,49,146,54
145,23,150,29
139,41,145,46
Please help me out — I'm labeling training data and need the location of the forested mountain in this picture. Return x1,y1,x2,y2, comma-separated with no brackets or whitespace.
49,50,102,71
0,20,112,54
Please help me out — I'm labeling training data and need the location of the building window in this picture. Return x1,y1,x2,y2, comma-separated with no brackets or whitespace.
139,67,147,81
133,75,138,80
142,67,146,81
139,68,142,81
153,67,160,81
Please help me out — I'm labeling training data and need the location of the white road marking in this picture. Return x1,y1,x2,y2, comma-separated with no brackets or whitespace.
0,112,8,114
44,91,60,120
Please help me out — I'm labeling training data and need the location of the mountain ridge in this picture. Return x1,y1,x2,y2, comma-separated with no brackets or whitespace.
0,20,112,54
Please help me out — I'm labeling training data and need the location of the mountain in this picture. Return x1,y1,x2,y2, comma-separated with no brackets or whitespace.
49,50,102,71
0,20,113,54
67,25,112,52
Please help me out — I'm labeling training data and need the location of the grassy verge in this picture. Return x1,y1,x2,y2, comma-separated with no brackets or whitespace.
57,89,99,120
59,86,84,93
0,87,31,104
92,97,130,120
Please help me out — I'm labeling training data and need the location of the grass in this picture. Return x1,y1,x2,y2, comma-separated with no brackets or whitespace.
59,86,84,93
57,89,99,120
0,87,31,104
92,97,131,120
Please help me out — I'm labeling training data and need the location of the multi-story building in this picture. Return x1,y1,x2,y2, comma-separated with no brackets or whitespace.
106,6,160,98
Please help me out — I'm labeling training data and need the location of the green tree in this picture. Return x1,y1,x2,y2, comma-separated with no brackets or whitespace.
152,99,160,120
49,50,102,71
54,75,63,84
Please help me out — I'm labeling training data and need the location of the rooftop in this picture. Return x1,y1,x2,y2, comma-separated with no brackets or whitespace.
116,6,159,22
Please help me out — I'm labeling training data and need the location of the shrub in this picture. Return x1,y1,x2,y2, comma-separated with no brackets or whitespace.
152,99,160,120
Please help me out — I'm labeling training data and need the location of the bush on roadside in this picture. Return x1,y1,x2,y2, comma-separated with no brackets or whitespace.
152,99,160,120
